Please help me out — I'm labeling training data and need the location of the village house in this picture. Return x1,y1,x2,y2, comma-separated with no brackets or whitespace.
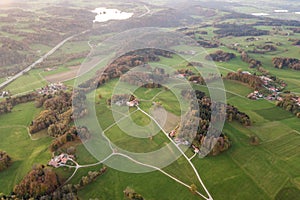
169,130,176,138
48,153,75,168
0,91,9,98
292,96,300,106
175,74,186,79
126,99,139,107
242,71,251,75
192,145,200,154
247,90,263,100
37,82,67,95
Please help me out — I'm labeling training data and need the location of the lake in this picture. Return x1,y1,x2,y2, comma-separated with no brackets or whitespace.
92,7,134,23
251,13,270,16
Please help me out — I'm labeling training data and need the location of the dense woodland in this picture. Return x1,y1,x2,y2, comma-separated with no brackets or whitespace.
213,24,269,37
8,165,107,199
272,57,300,70
13,165,61,198
206,50,236,62
79,49,173,91
30,91,89,152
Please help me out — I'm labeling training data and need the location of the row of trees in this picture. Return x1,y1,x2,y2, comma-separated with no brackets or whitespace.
0,93,38,115
226,71,263,90
78,49,173,92
124,187,144,200
75,166,107,189
50,126,89,152
180,89,252,156
213,23,269,37
276,94,300,117
241,51,262,68
206,50,236,62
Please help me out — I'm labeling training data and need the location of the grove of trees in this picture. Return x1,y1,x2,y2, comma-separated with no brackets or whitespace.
0,151,12,171
226,71,263,90
13,164,60,198
272,57,300,70
205,50,236,62
276,94,300,117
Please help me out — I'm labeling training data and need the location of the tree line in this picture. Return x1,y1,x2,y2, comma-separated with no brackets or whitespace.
276,94,300,118
0,93,38,115
205,50,236,62
241,51,262,68
78,49,173,92
213,23,269,37
180,89,251,156
226,71,263,90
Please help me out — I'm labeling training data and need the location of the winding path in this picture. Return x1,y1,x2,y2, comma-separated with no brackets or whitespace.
137,106,213,200
58,104,212,199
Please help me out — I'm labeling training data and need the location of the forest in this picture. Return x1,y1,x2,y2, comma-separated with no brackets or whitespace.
206,50,236,62
213,24,269,37
180,89,251,156
272,57,300,70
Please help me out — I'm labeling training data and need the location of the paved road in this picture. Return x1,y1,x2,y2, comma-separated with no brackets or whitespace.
0,29,90,90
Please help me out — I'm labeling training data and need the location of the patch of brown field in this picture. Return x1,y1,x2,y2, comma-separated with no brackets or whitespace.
44,66,80,83
151,106,180,132
164,111,181,132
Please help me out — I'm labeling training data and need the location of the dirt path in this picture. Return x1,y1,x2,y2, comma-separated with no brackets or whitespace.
44,66,80,83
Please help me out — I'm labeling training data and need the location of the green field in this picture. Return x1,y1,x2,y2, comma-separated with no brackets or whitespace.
4,70,48,95
1,2,300,199
0,103,52,194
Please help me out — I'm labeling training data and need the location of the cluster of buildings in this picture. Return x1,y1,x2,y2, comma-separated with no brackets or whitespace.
44,67,57,72
113,95,139,107
192,144,200,154
48,153,75,168
247,90,264,100
0,91,9,98
168,129,190,146
126,99,139,107
36,82,67,95
245,72,286,101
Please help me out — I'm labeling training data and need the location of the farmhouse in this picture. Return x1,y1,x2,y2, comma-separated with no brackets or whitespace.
0,91,9,98
48,153,75,168
126,99,139,107
169,130,176,138
37,82,67,95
